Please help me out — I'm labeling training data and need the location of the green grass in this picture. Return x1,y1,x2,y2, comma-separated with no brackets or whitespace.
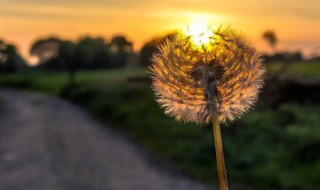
267,60,320,77
0,68,148,95
1,65,320,189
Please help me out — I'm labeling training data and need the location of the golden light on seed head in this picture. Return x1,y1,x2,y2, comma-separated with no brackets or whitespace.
183,19,214,48
151,25,265,124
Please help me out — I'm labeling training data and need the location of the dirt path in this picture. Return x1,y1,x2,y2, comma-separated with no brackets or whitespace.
0,89,214,190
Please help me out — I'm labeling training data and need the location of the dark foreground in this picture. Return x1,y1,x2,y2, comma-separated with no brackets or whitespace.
0,89,213,190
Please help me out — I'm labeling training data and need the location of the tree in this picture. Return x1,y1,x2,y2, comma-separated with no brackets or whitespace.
75,37,112,69
110,35,132,52
110,35,133,67
0,40,25,73
262,30,277,52
139,32,176,67
30,37,62,66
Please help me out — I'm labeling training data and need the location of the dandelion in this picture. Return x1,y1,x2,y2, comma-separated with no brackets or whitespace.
150,24,265,190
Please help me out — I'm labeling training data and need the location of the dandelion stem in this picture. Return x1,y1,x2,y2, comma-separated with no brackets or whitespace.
212,112,228,190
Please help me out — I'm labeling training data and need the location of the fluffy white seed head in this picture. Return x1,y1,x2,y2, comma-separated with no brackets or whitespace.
150,25,265,124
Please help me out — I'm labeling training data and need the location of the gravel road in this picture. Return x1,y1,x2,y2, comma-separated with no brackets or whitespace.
0,89,214,190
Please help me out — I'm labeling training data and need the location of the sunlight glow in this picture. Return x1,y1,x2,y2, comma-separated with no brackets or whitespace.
28,56,39,66
184,19,214,47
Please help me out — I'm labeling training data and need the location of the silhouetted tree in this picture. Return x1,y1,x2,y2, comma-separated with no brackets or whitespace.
110,35,133,67
75,37,112,69
139,32,176,67
0,40,25,73
262,30,277,52
30,37,62,66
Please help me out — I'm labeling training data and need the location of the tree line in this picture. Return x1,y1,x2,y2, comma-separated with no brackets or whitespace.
30,35,133,70
0,33,176,74
1,30,314,74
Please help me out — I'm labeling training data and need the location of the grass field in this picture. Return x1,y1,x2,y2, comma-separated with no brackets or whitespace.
267,60,320,77
0,69,149,94
1,61,319,94
0,62,320,189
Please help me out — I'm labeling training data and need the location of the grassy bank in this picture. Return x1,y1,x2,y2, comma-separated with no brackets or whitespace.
0,66,319,189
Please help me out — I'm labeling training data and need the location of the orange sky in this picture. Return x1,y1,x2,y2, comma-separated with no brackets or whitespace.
1,0,320,62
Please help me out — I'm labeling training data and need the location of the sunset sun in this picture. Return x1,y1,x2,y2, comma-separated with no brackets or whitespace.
184,19,214,47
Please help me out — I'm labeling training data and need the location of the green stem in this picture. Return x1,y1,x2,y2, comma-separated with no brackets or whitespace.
212,113,228,190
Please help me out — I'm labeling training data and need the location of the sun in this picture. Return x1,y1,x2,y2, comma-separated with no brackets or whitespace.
183,19,214,47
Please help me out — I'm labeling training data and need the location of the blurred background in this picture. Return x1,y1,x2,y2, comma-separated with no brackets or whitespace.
0,0,320,189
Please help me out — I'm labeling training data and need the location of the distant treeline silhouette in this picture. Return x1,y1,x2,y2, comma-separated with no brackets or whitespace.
30,35,133,70
1,31,317,75
0,32,176,74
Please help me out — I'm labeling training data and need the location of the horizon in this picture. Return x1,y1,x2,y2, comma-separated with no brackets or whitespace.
1,0,320,63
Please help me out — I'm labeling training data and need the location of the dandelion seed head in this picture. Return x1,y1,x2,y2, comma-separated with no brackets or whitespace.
151,25,265,123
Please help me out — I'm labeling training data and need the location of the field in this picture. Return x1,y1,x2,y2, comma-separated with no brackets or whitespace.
267,60,320,77
1,61,320,189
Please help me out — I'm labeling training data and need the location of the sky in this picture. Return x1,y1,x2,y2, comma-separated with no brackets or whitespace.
1,0,320,62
